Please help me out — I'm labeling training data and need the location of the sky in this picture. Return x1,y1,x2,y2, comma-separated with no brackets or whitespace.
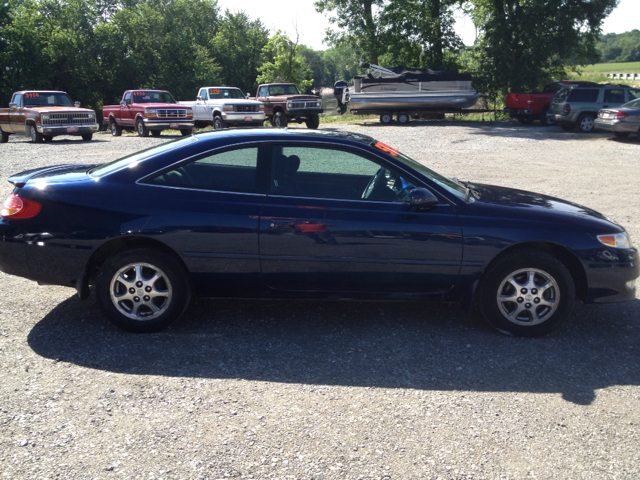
214,0,640,51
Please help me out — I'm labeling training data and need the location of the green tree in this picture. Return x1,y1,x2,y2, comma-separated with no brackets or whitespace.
257,31,313,91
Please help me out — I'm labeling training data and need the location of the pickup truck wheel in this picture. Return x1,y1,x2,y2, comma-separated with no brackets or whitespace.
272,112,288,128
1,131,10,143
305,114,320,129
518,115,534,125
213,116,226,130
180,129,192,136
136,118,149,137
151,130,161,137
29,125,43,143
110,119,122,137
81,134,93,141
540,107,554,126
577,113,596,133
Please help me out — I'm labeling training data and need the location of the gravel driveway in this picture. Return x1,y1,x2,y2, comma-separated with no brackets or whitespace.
1,123,639,480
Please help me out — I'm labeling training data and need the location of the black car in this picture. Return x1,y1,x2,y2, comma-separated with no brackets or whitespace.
0,129,637,336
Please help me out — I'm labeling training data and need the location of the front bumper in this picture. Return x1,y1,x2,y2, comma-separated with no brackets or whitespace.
37,124,100,136
222,112,266,124
594,118,638,134
584,247,639,303
142,119,195,130
287,108,323,118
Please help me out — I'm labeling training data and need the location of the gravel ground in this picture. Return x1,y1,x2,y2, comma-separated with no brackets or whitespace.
0,123,639,480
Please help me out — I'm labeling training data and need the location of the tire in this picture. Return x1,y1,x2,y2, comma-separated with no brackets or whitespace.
43,135,53,142
1,130,11,143
397,113,410,124
560,122,575,132
81,134,93,141
518,115,534,125
379,113,392,124
151,130,161,137
136,118,149,137
213,115,226,130
29,124,43,143
96,248,191,333
110,119,122,137
577,113,596,133
539,108,554,126
305,114,320,129
272,112,288,128
180,129,192,136
477,249,575,337
613,131,629,138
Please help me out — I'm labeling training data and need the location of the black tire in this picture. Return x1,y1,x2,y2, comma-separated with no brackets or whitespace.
397,113,410,124
518,115,534,125
539,108,554,126
272,112,288,128
477,249,575,337
560,122,575,132
29,124,43,143
81,134,93,141
577,113,596,133
136,118,149,137
213,115,226,130
379,113,392,124
1,130,10,143
151,130,161,137
96,248,191,333
43,135,53,142
110,119,122,137
613,131,629,138
305,114,320,129
180,129,192,136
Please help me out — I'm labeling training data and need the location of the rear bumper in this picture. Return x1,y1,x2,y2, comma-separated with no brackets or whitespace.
505,108,533,115
594,118,638,134
37,124,100,136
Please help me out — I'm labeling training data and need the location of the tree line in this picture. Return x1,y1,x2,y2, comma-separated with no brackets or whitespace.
596,30,640,64
0,0,621,112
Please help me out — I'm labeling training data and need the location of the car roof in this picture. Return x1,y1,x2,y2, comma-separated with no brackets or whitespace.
192,128,376,146
15,90,66,94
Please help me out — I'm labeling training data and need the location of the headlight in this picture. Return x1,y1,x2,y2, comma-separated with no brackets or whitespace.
223,104,233,112
287,102,293,109
145,109,157,116
316,101,321,108
41,114,49,120
597,232,632,249
88,112,95,119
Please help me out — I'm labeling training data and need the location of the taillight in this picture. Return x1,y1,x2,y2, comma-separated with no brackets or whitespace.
1,193,42,219
614,111,628,118
563,103,571,115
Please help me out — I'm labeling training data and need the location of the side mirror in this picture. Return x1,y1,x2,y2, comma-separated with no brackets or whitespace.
74,101,81,107
246,93,250,99
120,100,127,106
197,96,202,101
408,187,439,209
9,103,18,110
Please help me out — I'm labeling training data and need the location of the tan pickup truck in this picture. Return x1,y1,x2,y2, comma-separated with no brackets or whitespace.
0,90,99,143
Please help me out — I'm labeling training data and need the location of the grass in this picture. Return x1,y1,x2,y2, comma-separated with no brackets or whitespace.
581,61,640,74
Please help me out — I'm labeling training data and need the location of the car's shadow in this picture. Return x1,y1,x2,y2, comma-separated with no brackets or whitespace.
27,294,639,405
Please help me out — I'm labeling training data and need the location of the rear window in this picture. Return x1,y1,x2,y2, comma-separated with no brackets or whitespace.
553,88,571,103
566,89,599,103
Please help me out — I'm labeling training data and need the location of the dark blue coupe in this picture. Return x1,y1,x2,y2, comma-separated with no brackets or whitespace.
0,129,637,336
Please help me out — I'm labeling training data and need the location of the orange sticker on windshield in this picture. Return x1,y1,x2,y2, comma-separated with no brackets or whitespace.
373,141,399,157
209,89,220,94
25,93,40,98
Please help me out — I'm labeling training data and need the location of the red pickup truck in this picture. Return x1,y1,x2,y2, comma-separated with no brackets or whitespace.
103,90,194,137
505,80,598,126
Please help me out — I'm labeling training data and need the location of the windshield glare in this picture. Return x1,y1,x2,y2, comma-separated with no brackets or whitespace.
209,88,245,99
24,92,74,107
132,91,176,104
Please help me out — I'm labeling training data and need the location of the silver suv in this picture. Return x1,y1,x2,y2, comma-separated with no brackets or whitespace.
547,84,640,133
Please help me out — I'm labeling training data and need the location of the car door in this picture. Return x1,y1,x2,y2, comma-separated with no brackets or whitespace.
258,144,463,295
140,145,270,297
9,93,25,134
196,88,210,120
602,87,626,109
121,92,135,126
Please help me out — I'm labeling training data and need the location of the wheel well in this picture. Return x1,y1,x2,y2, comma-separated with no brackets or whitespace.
85,236,189,286
273,106,284,115
479,242,588,302
108,115,117,124
213,110,222,117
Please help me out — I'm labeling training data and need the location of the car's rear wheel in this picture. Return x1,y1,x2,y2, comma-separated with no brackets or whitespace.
29,125,43,143
478,249,575,337
1,130,9,143
213,115,226,130
379,113,392,124
110,119,122,137
577,113,596,133
81,134,93,141
540,108,554,126
272,112,288,128
305,114,320,129
96,248,191,333
614,131,629,138
136,118,149,137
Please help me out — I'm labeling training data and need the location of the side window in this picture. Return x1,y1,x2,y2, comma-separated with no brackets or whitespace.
258,86,268,97
270,146,419,202
124,92,131,105
148,147,260,194
628,89,640,101
603,89,625,104
199,89,208,100
567,89,599,103
12,94,22,107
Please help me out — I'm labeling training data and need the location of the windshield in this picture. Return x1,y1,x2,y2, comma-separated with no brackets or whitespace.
269,85,301,95
89,136,198,177
131,91,177,104
23,92,74,107
371,141,466,199
208,88,245,99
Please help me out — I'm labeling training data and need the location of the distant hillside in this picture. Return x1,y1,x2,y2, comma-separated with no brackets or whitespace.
596,30,640,63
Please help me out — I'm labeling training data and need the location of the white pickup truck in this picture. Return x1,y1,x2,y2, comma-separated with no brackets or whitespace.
180,87,265,130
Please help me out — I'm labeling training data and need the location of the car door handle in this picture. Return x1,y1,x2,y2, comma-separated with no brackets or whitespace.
269,220,295,229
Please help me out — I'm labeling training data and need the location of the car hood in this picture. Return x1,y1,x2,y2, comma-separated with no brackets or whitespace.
8,164,95,188
469,183,610,222
27,107,95,114
272,95,319,101
133,103,191,109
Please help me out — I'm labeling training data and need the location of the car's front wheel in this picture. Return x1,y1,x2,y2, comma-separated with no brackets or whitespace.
478,249,575,337
136,118,149,137
272,112,288,128
96,248,191,333
213,115,226,130
110,119,122,137
29,125,43,143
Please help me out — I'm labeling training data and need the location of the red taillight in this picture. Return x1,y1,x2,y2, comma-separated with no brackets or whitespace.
563,103,571,114
614,111,628,118
1,193,42,219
